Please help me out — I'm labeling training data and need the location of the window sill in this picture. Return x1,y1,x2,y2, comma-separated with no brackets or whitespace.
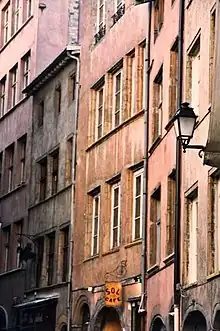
147,264,159,277
86,110,144,152
0,15,33,54
25,281,68,294
0,96,28,123
102,247,120,257
28,184,72,210
149,135,162,155
0,266,24,277
83,254,100,263
124,239,142,249
163,252,174,266
182,281,198,290
207,271,220,281
0,182,26,200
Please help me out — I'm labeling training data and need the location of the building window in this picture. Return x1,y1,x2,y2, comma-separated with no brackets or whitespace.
133,169,143,240
22,51,30,89
186,37,200,116
169,39,178,119
35,236,44,288
209,10,216,103
130,54,136,115
152,67,163,143
2,3,10,45
149,186,161,267
61,227,69,282
0,76,6,118
9,64,18,108
13,0,20,34
91,194,100,256
39,157,47,201
166,171,176,256
47,232,55,285
66,137,73,185
69,73,76,103
154,0,164,41
96,87,104,139
112,0,125,25
5,143,14,192
26,0,32,18
17,134,26,184
2,226,11,272
55,84,61,114
97,0,104,30
113,70,123,128
208,173,220,275
38,100,44,127
111,182,121,249
51,149,59,195
15,220,23,268
185,189,198,284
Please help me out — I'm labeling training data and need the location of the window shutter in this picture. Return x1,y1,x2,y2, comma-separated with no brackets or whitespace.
149,198,157,267
183,199,190,284
207,176,215,275
152,83,159,141
166,177,175,256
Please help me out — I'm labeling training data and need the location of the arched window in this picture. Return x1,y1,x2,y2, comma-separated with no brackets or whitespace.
60,324,67,331
81,304,90,331
0,307,7,331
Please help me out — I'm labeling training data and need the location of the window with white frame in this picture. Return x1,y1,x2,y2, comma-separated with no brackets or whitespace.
3,3,10,45
0,76,6,117
131,55,136,115
113,70,123,128
91,194,100,256
97,0,104,30
22,51,30,89
13,0,20,33
111,182,121,249
27,0,32,18
152,67,163,142
187,191,198,284
3,226,11,272
133,169,143,240
15,220,23,268
9,65,18,108
96,87,104,139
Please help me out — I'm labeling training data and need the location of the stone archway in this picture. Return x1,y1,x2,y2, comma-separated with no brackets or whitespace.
182,310,207,331
213,309,220,330
0,306,8,331
150,316,166,331
93,307,122,331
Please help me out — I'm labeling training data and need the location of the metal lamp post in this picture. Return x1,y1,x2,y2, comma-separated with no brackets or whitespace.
171,102,205,331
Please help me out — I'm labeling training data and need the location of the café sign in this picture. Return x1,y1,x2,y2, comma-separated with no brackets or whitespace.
105,282,122,307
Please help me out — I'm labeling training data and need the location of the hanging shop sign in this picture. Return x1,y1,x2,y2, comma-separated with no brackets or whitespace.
105,282,122,307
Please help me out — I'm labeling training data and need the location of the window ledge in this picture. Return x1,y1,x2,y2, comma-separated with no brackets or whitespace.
124,239,142,249
0,96,28,123
149,135,162,155
28,184,72,210
163,253,174,266
147,264,159,277
207,271,220,281
0,182,26,200
0,267,24,277
182,281,198,290
86,110,144,152
83,254,100,263
25,281,68,294
102,247,120,257
0,15,33,54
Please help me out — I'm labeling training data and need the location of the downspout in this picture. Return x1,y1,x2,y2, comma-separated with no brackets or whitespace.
140,1,152,331
66,49,80,331
174,0,185,330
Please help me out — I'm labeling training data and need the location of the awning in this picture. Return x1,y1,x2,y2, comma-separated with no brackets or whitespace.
204,1,220,167
14,294,59,309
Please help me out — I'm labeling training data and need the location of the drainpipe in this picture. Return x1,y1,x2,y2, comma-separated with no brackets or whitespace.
174,0,185,330
140,1,152,331
66,48,80,331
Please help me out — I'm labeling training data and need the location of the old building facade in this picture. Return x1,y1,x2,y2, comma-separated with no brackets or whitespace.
0,0,79,330
72,0,148,330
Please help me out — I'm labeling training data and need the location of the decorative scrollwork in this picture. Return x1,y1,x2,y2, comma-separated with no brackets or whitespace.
104,260,127,281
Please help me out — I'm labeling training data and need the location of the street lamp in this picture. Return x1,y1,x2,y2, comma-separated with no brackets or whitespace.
172,102,205,155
